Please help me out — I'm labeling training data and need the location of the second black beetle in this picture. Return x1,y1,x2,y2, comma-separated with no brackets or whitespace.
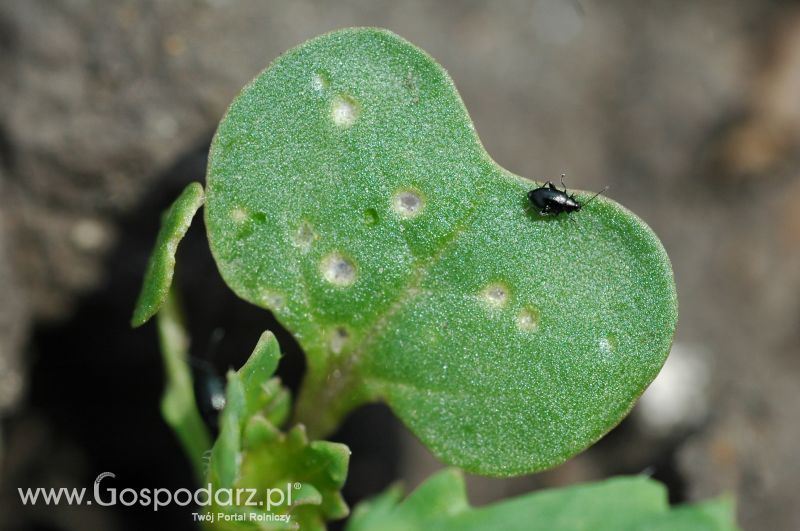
527,174,607,217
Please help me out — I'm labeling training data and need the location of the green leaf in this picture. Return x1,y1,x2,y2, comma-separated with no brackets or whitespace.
132,182,204,327
204,28,677,474
209,370,246,489
206,333,351,530
628,496,738,531
234,425,351,529
239,331,290,424
346,470,739,531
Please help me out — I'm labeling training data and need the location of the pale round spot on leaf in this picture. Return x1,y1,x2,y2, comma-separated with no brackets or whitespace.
292,220,317,253
231,206,248,223
261,289,286,310
481,282,509,308
517,307,541,331
331,95,358,127
599,334,618,356
321,253,357,286
329,327,349,354
312,71,330,92
392,190,424,218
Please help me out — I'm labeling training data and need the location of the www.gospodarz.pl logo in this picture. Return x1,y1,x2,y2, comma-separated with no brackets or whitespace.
18,471,300,523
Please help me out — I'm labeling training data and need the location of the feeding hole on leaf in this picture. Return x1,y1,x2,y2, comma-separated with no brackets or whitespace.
481,282,509,308
599,334,618,356
261,289,285,310
363,208,379,226
329,327,349,354
312,70,330,92
331,95,359,127
321,252,357,286
231,206,248,223
292,220,317,253
392,189,424,219
516,306,541,332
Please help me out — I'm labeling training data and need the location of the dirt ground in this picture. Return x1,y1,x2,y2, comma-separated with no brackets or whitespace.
2,1,800,530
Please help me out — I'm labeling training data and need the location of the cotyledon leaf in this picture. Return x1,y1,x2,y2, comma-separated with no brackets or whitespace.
345,469,738,531
132,182,204,327
204,28,677,475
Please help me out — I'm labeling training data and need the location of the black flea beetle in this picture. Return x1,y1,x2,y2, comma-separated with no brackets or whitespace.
527,174,607,217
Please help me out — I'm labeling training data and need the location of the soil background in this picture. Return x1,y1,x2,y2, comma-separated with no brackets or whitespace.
2,1,800,530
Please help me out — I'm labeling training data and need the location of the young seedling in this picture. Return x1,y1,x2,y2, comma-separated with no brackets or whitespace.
199,28,678,475
133,28,736,530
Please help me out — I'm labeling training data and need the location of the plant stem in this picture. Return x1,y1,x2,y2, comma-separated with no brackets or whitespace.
157,289,212,484
292,353,371,439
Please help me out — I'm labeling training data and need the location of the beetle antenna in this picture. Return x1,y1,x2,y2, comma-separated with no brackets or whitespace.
582,185,609,207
